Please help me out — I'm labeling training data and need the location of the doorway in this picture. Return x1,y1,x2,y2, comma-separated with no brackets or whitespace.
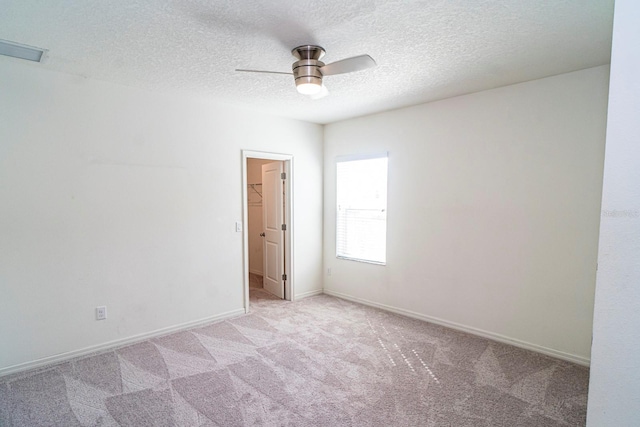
242,151,293,312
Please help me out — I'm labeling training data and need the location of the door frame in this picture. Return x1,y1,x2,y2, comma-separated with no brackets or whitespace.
241,150,294,312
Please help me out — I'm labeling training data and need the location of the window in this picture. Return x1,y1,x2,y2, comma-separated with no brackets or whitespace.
336,154,388,264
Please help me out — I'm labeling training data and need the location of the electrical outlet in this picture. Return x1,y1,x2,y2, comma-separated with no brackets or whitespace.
235,221,243,232
96,306,107,320
327,268,332,276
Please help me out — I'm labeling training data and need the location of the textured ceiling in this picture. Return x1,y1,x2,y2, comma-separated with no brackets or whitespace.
1,0,614,124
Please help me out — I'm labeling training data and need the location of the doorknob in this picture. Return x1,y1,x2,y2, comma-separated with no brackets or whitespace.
260,232,265,237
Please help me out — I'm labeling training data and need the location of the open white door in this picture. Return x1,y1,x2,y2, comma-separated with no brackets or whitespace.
261,161,285,299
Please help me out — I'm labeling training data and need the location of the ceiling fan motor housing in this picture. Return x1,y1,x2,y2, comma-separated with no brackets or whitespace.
292,45,325,89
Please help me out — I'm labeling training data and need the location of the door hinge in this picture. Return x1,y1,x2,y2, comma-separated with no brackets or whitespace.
282,274,287,281
281,224,287,231
281,172,286,180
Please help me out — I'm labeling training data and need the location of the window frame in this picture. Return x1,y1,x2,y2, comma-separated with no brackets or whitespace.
335,152,389,265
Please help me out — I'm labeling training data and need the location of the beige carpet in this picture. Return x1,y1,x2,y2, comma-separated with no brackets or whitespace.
0,289,589,426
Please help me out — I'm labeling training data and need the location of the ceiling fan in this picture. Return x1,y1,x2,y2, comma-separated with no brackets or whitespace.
236,45,376,97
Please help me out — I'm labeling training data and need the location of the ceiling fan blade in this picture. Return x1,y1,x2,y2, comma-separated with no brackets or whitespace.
320,55,376,76
235,69,293,75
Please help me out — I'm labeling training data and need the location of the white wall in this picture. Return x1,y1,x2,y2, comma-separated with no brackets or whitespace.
0,60,323,373
323,66,609,363
587,0,640,424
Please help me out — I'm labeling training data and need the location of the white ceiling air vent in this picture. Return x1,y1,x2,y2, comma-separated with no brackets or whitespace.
0,39,45,62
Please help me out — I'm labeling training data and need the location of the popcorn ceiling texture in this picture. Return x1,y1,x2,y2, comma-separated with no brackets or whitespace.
0,0,613,123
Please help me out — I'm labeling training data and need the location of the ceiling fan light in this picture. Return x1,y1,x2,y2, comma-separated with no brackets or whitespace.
295,76,323,95
296,82,322,95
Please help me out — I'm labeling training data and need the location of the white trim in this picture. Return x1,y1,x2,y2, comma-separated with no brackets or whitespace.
295,289,324,300
0,308,245,378
335,151,389,163
284,158,294,301
323,289,590,367
242,150,294,311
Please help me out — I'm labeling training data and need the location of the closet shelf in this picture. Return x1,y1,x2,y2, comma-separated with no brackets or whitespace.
248,183,262,199
248,183,262,206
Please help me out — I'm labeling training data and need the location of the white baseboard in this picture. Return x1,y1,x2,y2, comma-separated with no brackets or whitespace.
0,308,246,378
294,289,324,300
248,269,263,276
323,289,590,367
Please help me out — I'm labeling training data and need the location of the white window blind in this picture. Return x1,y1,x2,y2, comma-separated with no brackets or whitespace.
336,154,388,264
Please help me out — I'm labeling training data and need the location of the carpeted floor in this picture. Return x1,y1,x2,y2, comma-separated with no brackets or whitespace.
0,289,589,426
